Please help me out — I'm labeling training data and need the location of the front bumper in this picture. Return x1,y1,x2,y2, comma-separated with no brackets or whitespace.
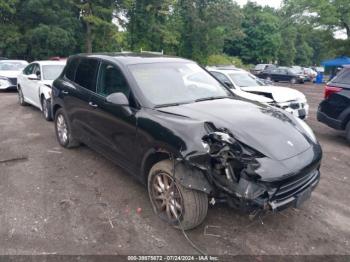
0,85,17,90
273,101,309,119
268,169,320,211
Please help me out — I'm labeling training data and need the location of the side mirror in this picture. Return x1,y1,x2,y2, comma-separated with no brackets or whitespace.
28,74,39,80
106,92,129,106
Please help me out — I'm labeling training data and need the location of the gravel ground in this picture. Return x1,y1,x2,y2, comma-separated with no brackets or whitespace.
0,83,349,255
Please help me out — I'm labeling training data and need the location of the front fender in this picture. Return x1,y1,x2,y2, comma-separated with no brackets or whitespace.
40,85,52,100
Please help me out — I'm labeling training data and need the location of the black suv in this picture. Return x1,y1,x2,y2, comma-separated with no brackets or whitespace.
258,67,307,84
317,66,350,143
52,53,322,229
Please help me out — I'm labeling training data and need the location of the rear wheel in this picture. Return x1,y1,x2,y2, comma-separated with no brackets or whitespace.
54,108,79,148
41,97,52,121
346,121,350,144
148,160,208,230
18,87,27,106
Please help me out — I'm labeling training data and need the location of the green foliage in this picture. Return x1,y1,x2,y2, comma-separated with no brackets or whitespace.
207,54,244,67
0,0,345,66
224,3,281,64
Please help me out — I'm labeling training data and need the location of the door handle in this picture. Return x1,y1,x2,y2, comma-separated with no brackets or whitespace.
62,90,69,95
89,102,98,108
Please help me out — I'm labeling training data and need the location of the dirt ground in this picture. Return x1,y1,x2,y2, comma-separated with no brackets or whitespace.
0,83,349,256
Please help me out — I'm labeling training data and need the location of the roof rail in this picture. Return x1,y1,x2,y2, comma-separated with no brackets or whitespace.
140,48,164,55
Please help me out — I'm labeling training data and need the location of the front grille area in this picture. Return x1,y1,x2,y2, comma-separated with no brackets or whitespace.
8,77,17,86
272,170,319,202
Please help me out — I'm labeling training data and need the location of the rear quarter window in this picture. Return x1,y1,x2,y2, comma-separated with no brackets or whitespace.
65,58,80,81
74,58,99,92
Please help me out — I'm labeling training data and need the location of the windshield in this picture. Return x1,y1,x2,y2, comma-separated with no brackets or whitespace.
0,61,27,71
128,62,232,106
255,64,266,70
42,65,65,80
229,73,265,87
289,68,302,74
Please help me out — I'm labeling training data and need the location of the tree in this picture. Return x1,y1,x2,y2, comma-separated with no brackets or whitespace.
225,3,281,64
177,0,241,64
283,0,350,39
75,0,115,53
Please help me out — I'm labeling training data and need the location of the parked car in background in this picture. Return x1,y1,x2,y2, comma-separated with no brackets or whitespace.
251,63,276,75
303,67,317,81
0,57,8,60
258,67,307,84
52,53,322,230
208,67,309,119
0,60,28,90
17,60,66,121
317,66,350,143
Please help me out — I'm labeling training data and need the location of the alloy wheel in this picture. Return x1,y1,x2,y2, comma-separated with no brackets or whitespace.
150,172,184,223
56,114,68,144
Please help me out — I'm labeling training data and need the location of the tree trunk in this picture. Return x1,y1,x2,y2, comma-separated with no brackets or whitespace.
86,22,92,53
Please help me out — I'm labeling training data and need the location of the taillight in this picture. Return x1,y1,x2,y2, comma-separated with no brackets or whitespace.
324,85,342,99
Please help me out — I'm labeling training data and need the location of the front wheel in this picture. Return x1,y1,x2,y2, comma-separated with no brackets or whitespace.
290,78,297,84
54,108,80,148
148,160,208,230
41,97,52,121
18,87,27,106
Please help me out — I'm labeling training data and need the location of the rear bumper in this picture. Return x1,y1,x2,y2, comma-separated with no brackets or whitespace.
317,109,343,130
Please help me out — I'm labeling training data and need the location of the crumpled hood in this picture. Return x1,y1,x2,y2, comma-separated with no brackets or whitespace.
240,85,306,103
232,89,273,103
158,98,311,161
0,70,21,79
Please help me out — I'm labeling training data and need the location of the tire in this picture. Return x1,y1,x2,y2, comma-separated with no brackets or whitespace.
41,97,53,121
54,108,80,148
18,87,27,106
290,78,297,84
266,76,272,81
148,160,208,230
346,121,350,144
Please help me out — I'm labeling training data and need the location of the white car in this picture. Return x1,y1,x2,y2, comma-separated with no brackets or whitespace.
0,60,28,90
17,60,66,121
208,67,309,119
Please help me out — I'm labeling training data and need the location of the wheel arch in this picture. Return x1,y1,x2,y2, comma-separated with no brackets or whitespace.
141,147,212,194
52,104,62,118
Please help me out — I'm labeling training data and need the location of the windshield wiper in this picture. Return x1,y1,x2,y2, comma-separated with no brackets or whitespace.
195,96,229,103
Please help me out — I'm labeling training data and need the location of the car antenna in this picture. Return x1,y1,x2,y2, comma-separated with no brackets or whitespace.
170,153,207,256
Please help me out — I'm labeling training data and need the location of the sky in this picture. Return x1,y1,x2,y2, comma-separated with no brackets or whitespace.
233,0,283,9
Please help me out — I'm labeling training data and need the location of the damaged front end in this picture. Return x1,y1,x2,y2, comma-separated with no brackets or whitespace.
199,125,273,215
176,122,276,217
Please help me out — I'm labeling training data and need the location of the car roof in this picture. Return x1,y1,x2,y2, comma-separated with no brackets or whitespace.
71,53,193,65
32,60,66,66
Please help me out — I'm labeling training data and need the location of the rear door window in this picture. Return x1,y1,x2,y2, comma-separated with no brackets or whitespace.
75,58,100,92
